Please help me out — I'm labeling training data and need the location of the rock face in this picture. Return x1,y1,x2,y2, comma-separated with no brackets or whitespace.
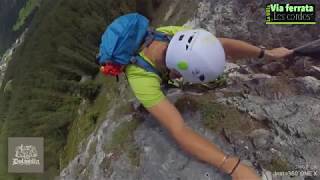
0,29,28,87
217,71,320,169
60,0,320,180
186,0,319,49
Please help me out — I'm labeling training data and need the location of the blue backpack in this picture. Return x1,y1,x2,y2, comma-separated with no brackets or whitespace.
96,13,172,77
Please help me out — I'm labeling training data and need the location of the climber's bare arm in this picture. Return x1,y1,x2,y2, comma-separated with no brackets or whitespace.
147,98,260,179
218,38,293,62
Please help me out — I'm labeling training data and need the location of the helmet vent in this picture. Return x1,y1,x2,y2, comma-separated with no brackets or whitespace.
188,36,194,43
179,35,185,41
199,74,205,82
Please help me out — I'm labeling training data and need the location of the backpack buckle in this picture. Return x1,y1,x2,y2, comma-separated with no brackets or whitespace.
143,30,155,48
130,57,137,64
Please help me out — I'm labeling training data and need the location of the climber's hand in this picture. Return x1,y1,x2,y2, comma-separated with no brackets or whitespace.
265,47,294,60
231,163,261,180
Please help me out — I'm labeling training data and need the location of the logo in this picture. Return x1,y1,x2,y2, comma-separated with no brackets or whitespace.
13,144,40,166
266,4,317,24
177,61,189,71
8,137,44,173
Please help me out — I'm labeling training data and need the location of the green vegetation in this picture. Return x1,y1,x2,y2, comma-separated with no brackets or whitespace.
104,119,140,154
174,96,199,113
113,102,134,119
13,0,41,31
200,97,264,134
104,117,142,167
265,158,289,172
211,74,228,88
60,74,118,169
179,74,227,92
3,80,13,94
174,94,266,134
127,143,141,167
0,0,138,179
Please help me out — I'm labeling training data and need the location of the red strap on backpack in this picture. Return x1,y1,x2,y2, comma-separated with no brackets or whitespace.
100,63,123,76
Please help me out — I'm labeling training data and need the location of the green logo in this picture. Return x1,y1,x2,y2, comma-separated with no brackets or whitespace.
266,4,317,24
177,61,189,70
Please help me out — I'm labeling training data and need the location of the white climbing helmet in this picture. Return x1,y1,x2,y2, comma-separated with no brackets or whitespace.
165,29,226,83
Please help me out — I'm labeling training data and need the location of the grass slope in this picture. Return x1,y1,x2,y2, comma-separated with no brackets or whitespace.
12,0,41,31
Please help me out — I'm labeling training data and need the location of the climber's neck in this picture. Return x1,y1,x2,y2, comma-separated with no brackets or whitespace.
142,40,168,70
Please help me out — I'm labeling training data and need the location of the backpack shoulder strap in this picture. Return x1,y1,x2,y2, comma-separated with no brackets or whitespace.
128,28,172,78
142,28,172,48
130,56,162,77
151,28,172,41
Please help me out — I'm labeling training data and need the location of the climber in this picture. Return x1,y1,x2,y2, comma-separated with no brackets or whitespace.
97,13,293,180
